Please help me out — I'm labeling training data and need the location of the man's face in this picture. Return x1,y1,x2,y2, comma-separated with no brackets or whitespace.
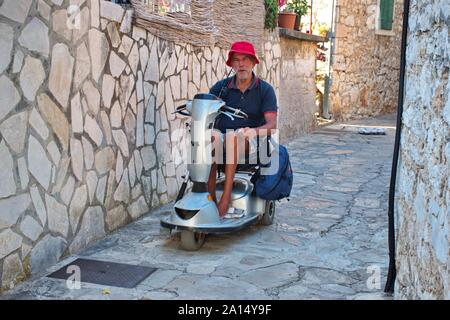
231,53,255,81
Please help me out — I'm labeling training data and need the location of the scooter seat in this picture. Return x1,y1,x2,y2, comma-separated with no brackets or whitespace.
217,136,272,174
216,163,258,175
216,177,253,200
235,163,258,172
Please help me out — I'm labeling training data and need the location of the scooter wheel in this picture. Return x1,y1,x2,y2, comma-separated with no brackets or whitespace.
260,200,275,225
180,230,206,251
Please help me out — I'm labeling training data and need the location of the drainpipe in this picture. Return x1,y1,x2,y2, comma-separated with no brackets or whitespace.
384,0,410,294
321,0,336,119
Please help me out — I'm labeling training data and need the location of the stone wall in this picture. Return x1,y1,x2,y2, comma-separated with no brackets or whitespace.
329,0,404,120
394,0,449,299
0,0,281,291
278,36,318,141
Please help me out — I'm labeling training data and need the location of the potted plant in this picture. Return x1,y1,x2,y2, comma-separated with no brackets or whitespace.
277,0,296,29
287,0,309,31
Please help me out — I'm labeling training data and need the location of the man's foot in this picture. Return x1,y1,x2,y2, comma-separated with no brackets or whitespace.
217,196,231,218
224,209,244,219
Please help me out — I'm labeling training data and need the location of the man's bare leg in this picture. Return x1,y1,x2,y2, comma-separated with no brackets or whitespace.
217,133,250,217
217,162,238,217
207,132,222,203
207,163,218,203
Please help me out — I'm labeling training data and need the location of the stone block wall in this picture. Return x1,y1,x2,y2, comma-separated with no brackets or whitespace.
394,0,449,299
0,0,280,291
330,0,404,120
278,36,318,141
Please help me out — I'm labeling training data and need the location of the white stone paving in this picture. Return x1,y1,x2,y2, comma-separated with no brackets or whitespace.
18,17,49,57
49,42,74,109
45,193,69,238
0,23,13,74
0,193,31,230
0,0,32,23
69,185,88,233
27,135,52,190
0,76,20,123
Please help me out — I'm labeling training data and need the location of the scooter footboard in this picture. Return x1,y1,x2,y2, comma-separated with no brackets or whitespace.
160,213,260,234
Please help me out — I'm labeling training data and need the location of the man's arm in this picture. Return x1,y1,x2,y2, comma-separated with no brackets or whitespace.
256,112,277,135
239,112,277,137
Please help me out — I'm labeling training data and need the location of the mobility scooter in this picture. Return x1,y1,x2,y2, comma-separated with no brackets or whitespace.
160,93,275,250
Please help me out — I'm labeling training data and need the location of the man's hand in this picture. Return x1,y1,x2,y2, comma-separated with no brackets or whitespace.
237,127,257,140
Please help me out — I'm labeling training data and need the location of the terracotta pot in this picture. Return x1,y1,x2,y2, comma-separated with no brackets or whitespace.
294,15,301,31
278,12,296,29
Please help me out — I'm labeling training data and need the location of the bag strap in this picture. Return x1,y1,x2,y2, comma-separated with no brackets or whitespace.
213,77,233,131
217,77,233,100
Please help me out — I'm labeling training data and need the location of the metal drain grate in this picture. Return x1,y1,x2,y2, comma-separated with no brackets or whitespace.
47,258,157,288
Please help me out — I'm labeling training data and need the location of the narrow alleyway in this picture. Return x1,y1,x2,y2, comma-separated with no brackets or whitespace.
1,115,396,300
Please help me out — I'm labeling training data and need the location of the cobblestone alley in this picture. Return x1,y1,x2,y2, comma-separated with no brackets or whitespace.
1,115,396,300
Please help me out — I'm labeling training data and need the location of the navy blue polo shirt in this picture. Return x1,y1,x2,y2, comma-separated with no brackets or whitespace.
209,73,278,133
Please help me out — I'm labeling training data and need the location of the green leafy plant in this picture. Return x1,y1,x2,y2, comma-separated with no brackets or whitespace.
264,0,279,31
287,0,309,18
317,23,330,37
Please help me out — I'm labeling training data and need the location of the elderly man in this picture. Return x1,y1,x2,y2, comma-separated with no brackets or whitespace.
208,41,278,217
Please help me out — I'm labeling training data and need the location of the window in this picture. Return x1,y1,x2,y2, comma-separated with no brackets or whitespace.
376,0,395,36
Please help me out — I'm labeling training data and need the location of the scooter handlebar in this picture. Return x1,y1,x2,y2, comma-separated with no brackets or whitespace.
173,103,191,116
172,101,248,120
220,105,248,119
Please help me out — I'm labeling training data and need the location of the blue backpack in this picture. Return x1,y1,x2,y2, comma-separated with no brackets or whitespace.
252,144,293,200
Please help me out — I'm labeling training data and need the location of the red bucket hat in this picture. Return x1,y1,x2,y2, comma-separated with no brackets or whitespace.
226,41,260,67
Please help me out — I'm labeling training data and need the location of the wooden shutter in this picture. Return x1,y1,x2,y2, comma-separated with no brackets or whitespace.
380,0,394,30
